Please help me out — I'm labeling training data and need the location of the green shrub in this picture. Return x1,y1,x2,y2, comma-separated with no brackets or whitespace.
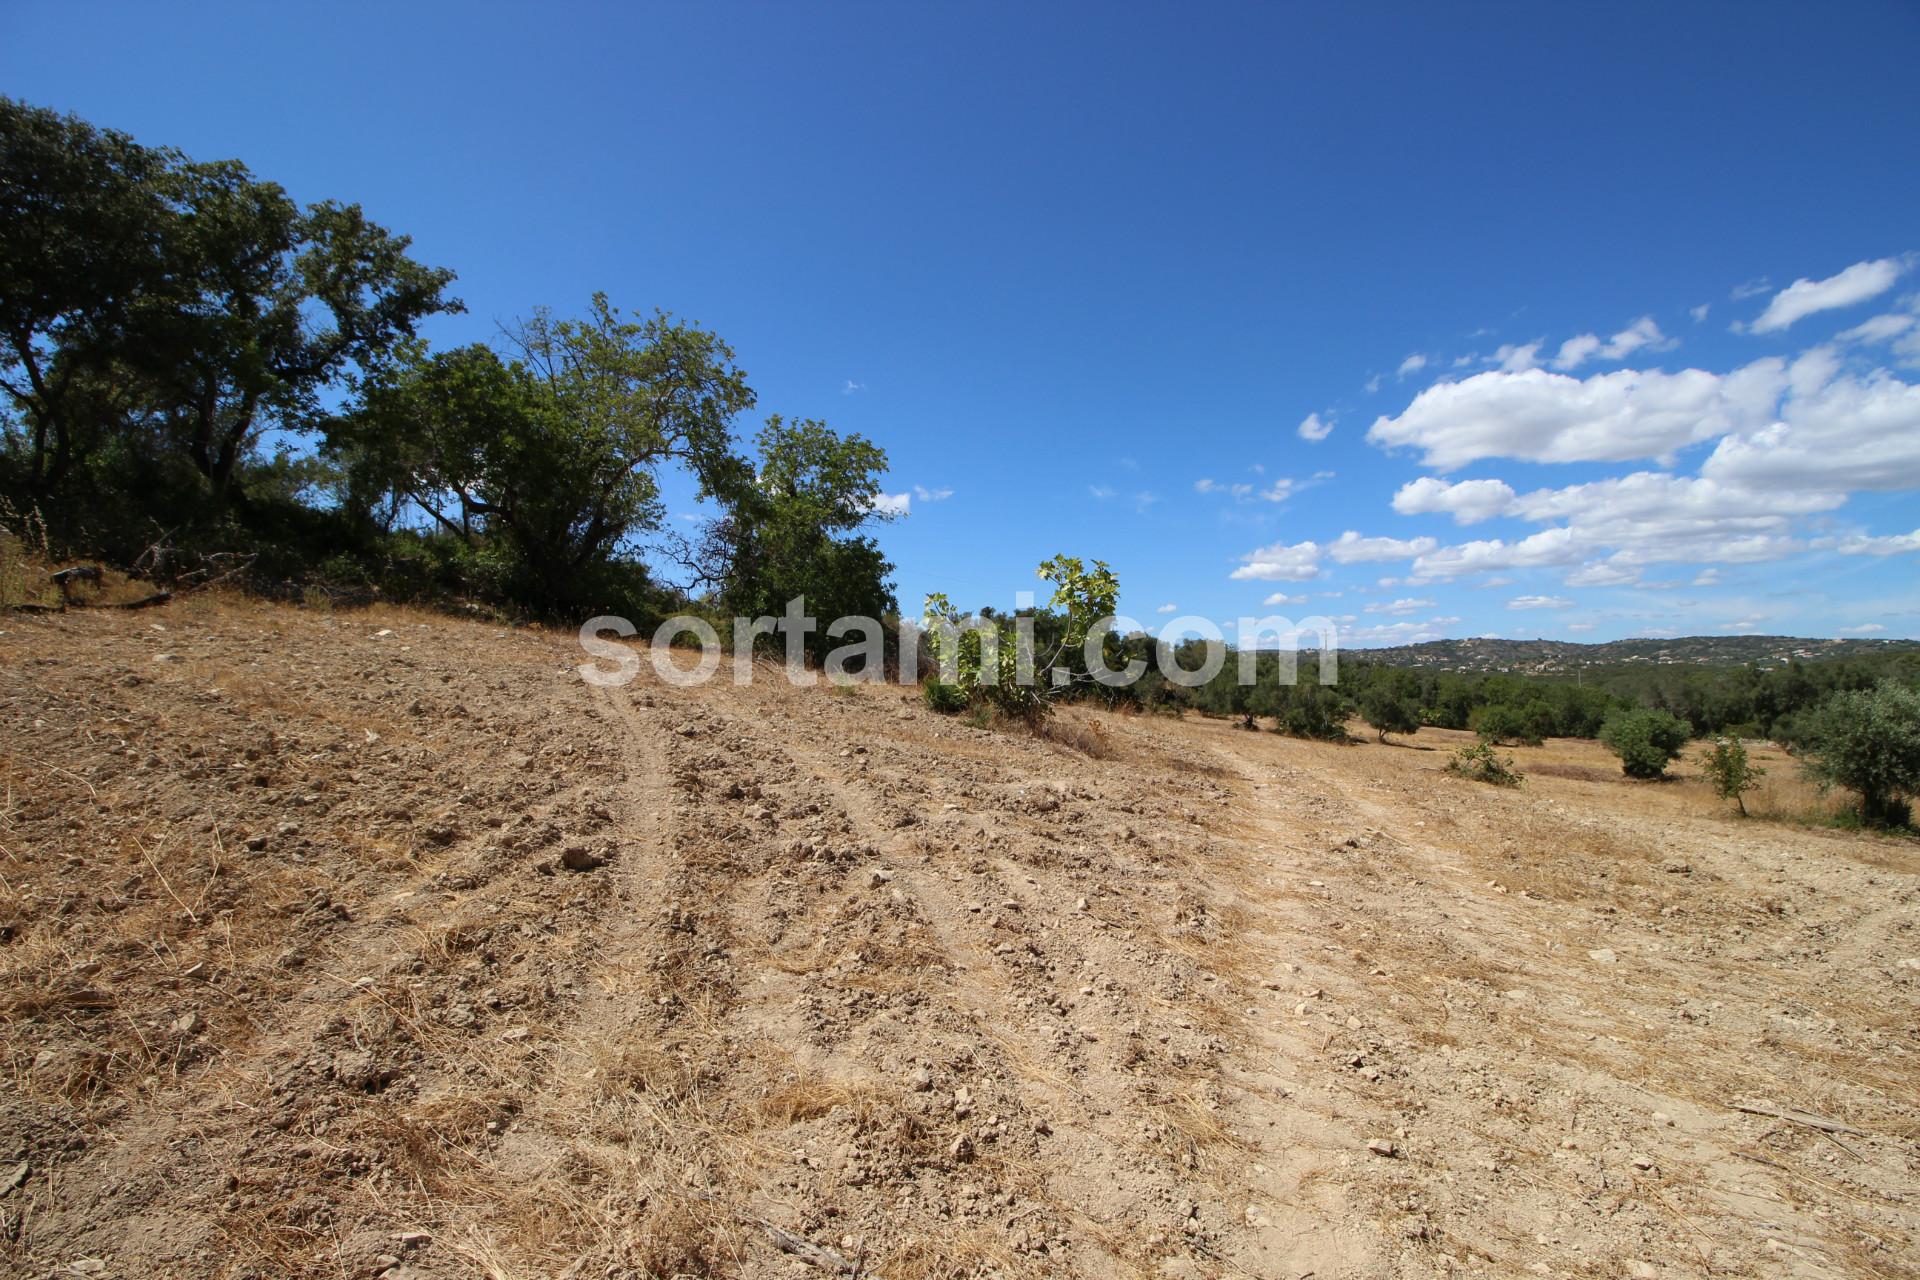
921,555,1120,723
1698,737,1764,815
1796,681,1920,828
1600,707,1691,779
920,678,970,715
1446,741,1524,787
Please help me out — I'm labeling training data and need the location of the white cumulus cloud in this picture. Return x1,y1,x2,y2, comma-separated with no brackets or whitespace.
1490,341,1544,372
1836,528,1920,556
1367,362,1781,470
1365,596,1435,615
1392,476,1519,524
1297,411,1334,442
1230,540,1322,581
1700,354,1920,492
1550,316,1677,371
1326,531,1439,563
1750,256,1909,333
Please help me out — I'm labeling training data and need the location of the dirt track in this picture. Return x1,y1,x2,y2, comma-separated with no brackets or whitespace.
1,600,1915,1278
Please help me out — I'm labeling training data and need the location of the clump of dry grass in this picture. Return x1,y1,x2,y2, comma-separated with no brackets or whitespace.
1033,710,1116,758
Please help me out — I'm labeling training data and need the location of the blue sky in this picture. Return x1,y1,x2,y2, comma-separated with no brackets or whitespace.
6,2,1918,643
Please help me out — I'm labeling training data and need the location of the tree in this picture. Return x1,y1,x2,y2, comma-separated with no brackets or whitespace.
1272,681,1352,742
1199,660,1259,728
1698,737,1764,816
1,97,173,500
333,297,754,614
1,97,459,528
679,414,898,657
1471,703,1541,747
131,181,459,504
1361,686,1419,742
922,556,1121,721
1600,707,1691,779
1796,681,1920,828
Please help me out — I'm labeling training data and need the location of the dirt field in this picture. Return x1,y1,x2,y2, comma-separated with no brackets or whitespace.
2,599,1915,1279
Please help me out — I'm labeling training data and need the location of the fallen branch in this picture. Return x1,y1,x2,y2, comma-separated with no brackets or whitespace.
758,1219,864,1276
1727,1101,1868,1137
682,1189,867,1276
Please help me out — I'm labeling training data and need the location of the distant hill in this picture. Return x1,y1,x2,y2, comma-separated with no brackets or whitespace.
1346,634,1919,673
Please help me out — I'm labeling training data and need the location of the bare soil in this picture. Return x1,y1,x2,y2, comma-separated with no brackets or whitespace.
1,599,1915,1279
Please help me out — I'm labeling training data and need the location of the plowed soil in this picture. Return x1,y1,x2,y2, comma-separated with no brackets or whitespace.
2,599,1915,1279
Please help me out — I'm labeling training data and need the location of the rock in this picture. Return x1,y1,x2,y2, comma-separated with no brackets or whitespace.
561,844,606,871
868,868,894,888
1366,1138,1397,1157
1587,948,1617,964
1631,1154,1656,1171
1652,1111,1673,1127
1629,1262,1658,1279
66,1263,107,1276
907,1066,934,1092
171,1010,203,1036
0,1161,26,1195
393,1230,432,1247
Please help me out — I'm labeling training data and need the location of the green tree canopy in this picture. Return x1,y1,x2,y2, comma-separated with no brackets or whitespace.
1,95,459,538
1600,707,1691,779
331,295,756,614
1797,681,1920,828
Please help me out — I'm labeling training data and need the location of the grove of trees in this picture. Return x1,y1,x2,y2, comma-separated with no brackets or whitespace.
1,97,895,629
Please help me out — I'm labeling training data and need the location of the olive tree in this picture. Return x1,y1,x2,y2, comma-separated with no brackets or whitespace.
1797,681,1920,828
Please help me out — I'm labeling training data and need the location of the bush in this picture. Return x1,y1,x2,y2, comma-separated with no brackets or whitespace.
920,678,970,715
1600,708,1691,779
1795,681,1920,828
1446,741,1524,787
1698,737,1764,816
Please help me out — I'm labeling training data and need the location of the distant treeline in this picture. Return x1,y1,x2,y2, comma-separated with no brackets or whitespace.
1071,634,1920,746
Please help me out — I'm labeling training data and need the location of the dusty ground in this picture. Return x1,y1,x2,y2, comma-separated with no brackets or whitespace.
0,598,1915,1279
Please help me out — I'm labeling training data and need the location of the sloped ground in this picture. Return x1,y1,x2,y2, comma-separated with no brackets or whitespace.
0,599,1914,1279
